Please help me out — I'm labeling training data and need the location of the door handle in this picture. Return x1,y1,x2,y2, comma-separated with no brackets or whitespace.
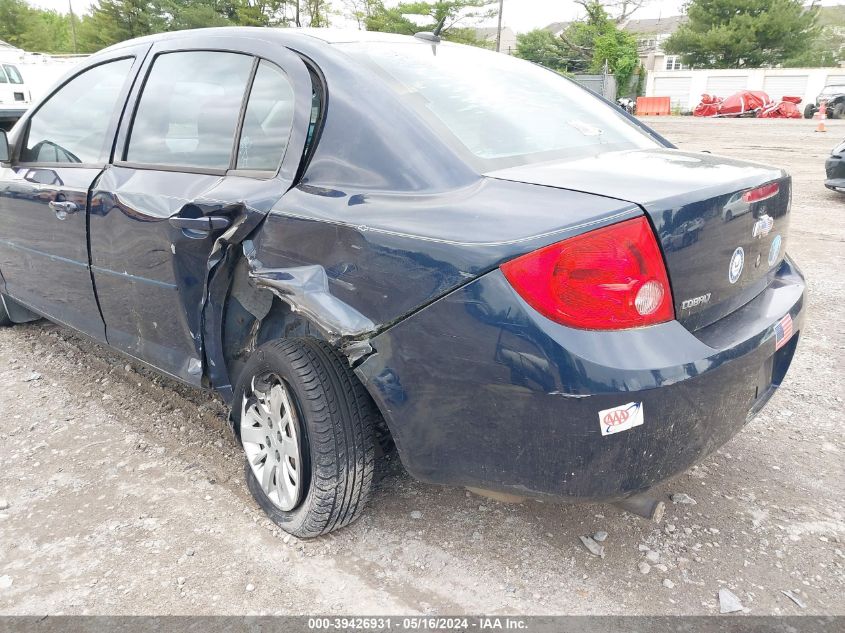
48,200,79,220
169,216,231,234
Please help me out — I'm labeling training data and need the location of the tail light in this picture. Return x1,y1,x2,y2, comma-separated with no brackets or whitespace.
742,182,779,203
500,217,674,330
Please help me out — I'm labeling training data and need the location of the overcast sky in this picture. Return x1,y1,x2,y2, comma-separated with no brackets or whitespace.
27,0,845,33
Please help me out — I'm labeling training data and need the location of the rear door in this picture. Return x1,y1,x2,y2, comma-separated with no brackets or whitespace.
89,36,313,384
0,50,147,338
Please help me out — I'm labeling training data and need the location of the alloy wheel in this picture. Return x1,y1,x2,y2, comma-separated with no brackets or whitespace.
240,373,303,511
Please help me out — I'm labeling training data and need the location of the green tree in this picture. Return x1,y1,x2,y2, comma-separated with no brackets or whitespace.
161,0,235,30
77,0,167,52
23,10,75,52
230,0,327,28
342,0,378,29
784,28,845,67
0,0,77,53
365,1,496,46
232,0,291,27
76,0,310,52
301,0,331,27
634,61,645,96
0,0,33,48
558,1,639,90
514,29,572,72
664,0,819,68
1,0,64,52
784,5,845,67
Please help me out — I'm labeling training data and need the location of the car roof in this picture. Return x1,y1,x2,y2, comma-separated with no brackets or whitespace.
99,26,436,55
283,27,434,44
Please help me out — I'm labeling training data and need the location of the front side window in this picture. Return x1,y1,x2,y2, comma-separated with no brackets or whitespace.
237,60,296,172
127,51,253,170
341,42,658,170
4,65,23,84
0,67,7,84
22,58,133,164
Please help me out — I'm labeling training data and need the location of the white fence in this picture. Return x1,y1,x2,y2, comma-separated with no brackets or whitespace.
572,73,617,101
646,67,845,112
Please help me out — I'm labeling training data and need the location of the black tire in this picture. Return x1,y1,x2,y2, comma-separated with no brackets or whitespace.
0,296,14,327
233,337,377,538
804,104,815,119
833,103,845,120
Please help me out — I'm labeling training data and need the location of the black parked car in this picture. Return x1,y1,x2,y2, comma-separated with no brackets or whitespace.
0,28,805,537
804,84,845,119
826,139,845,193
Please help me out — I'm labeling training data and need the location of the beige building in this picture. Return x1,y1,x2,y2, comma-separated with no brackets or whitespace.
624,16,687,72
474,26,518,54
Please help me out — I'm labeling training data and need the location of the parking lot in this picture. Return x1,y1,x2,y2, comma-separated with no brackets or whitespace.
0,117,843,616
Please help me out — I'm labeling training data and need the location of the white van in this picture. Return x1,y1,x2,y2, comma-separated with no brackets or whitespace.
0,63,31,127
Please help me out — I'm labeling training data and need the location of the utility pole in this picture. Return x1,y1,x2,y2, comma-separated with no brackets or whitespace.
495,0,504,52
68,0,78,53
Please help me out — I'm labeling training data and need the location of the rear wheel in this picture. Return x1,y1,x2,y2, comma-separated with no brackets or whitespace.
233,338,377,538
833,103,845,120
804,104,815,119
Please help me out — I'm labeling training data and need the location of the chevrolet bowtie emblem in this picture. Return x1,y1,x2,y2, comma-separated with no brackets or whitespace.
752,214,774,238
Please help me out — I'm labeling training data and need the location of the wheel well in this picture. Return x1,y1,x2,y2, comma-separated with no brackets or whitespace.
218,253,393,452
221,255,324,392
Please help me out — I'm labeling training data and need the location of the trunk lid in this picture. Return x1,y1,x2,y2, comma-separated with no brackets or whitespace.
488,148,791,331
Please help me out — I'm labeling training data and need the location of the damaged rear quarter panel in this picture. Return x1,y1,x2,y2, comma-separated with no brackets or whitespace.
226,37,639,374
245,177,640,348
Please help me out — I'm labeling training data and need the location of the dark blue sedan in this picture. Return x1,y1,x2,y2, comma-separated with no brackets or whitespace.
0,28,805,537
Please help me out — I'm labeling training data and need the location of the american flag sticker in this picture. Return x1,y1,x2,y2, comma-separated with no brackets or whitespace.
774,313,794,350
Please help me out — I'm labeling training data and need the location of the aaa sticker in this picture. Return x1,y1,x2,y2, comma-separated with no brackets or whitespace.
599,402,644,436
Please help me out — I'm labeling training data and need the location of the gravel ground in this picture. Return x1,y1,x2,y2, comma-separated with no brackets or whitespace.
0,117,843,616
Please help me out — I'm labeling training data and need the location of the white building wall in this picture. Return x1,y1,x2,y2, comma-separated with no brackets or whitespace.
646,68,842,111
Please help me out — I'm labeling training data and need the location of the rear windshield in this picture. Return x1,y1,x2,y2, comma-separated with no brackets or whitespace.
338,41,659,170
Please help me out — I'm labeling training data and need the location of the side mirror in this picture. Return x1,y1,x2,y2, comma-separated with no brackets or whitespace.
0,130,9,163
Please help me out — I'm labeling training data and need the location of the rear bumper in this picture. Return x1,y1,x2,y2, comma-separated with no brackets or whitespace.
825,155,845,192
357,256,806,501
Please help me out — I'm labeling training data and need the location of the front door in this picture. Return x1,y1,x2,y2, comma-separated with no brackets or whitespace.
89,37,313,384
0,52,146,338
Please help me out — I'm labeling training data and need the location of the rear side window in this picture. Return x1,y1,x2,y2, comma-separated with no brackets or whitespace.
341,42,658,169
22,58,133,164
4,65,23,84
127,51,253,170
236,60,295,172
0,67,7,83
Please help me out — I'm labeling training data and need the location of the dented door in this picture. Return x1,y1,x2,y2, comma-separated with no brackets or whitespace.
88,36,313,384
